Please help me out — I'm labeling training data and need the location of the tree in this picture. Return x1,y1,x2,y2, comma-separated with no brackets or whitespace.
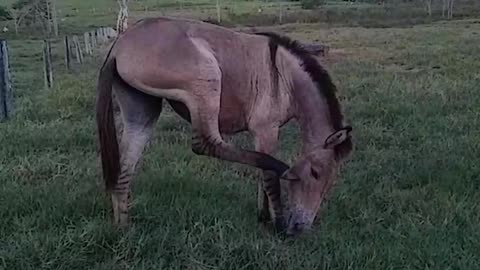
50,0,58,36
300,0,325,9
215,0,221,23
447,0,455,19
0,5,12,21
425,0,433,16
11,0,58,37
442,0,455,19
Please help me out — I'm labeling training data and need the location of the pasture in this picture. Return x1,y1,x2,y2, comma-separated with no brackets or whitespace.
1,0,480,269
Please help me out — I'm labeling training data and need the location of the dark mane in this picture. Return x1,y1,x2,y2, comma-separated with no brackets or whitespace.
255,32,353,158
266,38,280,93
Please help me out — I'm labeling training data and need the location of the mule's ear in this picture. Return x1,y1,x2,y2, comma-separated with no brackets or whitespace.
324,126,352,149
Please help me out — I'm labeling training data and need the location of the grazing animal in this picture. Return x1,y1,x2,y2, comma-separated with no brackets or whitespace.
96,16,353,237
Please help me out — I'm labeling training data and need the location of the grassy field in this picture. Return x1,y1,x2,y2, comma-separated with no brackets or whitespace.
1,0,480,269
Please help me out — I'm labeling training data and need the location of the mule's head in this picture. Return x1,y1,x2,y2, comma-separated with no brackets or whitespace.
280,126,352,237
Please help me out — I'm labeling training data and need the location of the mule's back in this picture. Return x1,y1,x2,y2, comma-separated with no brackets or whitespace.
115,17,284,134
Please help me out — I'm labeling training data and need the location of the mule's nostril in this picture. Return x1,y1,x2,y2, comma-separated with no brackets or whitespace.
286,222,305,238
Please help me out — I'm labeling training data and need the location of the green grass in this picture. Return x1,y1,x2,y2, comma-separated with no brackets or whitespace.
1,0,480,268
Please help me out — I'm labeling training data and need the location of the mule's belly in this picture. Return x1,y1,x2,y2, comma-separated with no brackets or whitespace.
167,93,248,135
218,95,248,134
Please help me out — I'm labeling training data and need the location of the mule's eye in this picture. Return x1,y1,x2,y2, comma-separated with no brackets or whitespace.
311,168,319,179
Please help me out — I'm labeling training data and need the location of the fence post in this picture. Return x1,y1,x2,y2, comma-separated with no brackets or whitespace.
100,28,106,43
90,31,97,48
43,39,53,89
98,28,102,42
72,35,84,64
106,27,116,39
76,36,84,63
95,29,100,45
102,28,108,43
84,32,91,55
98,28,103,44
0,40,13,121
64,36,71,70
75,36,83,63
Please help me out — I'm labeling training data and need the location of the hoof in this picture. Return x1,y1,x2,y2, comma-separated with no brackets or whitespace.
274,216,287,235
257,209,271,223
113,219,131,231
111,211,130,230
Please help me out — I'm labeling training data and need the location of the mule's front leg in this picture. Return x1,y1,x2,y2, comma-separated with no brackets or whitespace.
257,170,285,234
252,127,285,231
174,47,288,232
185,95,288,232
257,179,271,223
111,189,129,226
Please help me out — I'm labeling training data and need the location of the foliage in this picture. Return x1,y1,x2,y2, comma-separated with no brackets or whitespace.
286,0,325,9
9,0,57,37
11,0,47,28
300,0,325,9
12,0,34,10
0,5,12,20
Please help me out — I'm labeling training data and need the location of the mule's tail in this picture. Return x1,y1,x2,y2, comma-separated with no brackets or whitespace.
96,53,120,192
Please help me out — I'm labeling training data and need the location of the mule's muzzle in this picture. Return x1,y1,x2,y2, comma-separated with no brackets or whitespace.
285,209,314,237
286,222,307,237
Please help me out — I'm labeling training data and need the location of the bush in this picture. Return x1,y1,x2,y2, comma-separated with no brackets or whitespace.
300,0,325,9
0,5,12,21
12,0,33,10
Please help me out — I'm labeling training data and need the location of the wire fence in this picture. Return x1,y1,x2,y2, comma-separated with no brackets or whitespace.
0,26,117,122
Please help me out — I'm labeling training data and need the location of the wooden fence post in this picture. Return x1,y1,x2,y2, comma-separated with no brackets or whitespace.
72,35,84,64
90,31,97,48
95,29,101,45
107,27,117,39
43,39,53,89
98,28,103,44
0,40,13,121
76,36,84,63
84,32,92,55
105,27,111,39
100,28,107,43
64,36,71,70
103,28,109,42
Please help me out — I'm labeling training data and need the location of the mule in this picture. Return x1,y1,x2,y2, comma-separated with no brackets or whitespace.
96,16,353,237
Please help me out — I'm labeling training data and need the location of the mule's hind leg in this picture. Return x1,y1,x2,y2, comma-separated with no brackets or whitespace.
112,79,162,226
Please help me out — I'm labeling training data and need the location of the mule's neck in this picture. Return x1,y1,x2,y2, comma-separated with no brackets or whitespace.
290,73,335,153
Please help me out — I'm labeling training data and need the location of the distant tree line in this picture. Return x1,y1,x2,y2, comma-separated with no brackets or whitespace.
287,0,325,9
288,0,457,17
0,0,58,37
